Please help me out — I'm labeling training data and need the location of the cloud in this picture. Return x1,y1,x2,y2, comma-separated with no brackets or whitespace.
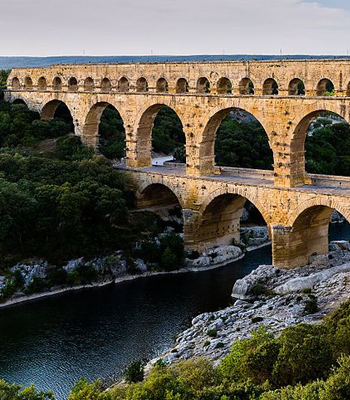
1,0,350,55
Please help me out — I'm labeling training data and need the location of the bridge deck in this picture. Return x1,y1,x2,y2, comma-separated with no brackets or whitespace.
115,165,350,198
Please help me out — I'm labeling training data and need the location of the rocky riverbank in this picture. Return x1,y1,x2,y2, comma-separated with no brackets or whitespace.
0,226,270,309
148,241,350,368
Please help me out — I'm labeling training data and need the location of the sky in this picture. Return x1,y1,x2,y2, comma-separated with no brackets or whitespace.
1,0,350,56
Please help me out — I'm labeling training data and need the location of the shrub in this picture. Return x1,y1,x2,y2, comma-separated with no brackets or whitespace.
124,360,144,384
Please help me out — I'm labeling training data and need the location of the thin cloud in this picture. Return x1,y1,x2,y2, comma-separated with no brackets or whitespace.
1,0,350,55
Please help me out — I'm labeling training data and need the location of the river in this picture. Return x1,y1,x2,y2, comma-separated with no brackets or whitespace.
0,223,348,399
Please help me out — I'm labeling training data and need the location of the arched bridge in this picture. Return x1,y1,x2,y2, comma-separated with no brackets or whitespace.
5,59,350,268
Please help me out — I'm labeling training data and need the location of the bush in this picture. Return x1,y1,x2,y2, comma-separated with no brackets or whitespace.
124,360,144,384
68,378,110,400
0,379,55,400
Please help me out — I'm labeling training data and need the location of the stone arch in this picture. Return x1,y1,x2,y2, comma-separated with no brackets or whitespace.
11,98,28,106
156,78,168,93
37,77,47,91
281,201,350,267
198,106,270,175
40,99,74,124
289,197,350,227
239,78,254,95
84,77,94,92
346,81,350,97
176,78,189,93
136,182,184,210
101,78,112,92
288,78,305,95
52,77,62,91
12,77,20,90
68,77,78,91
136,77,148,92
290,107,350,185
263,78,278,95
189,190,269,251
217,77,232,94
24,76,33,90
132,102,186,168
197,77,210,93
118,77,129,92
83,101,126,149
316,78,334,96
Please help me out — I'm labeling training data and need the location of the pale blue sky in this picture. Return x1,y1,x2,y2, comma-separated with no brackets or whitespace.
1,0,350,56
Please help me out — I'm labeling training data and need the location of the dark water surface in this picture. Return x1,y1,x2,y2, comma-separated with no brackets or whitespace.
0,246,272,400
1,220,349,400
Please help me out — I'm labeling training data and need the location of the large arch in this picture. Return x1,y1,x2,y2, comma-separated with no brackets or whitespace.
187,191,269,252
280,203,350,268
290,107,350,185
198,106,271,175
133,102,186,168
136,182,184,210
83,101,126,149
40,100,74,133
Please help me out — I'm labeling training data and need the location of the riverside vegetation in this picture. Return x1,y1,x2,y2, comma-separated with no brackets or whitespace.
1,69,350,399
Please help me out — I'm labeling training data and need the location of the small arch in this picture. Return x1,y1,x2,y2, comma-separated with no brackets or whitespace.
156,78,168,93
176,78,189,94
84,77,94,92
217,77,232,94
239,78,254,95
288,78,305,95
101,78,112,92
197,77,210,93
38,77,47,91
347,81,350,97
12,77,20,90
263,78,278,95
316,78,334,96
68,77,78,91
118,77,129,92
136,77,149,92
24,76,33,90
52,77,62,91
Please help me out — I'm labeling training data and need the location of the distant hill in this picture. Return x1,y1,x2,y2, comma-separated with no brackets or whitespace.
0,55,349,69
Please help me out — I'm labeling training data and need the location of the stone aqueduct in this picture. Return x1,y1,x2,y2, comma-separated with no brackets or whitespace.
5,59,350,268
